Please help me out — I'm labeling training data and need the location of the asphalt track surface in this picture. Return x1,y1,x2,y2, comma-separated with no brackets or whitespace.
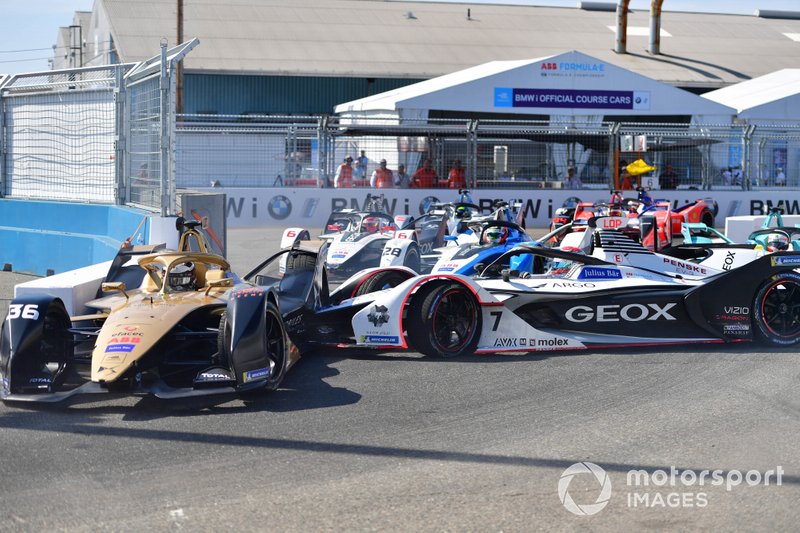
1,228,799,531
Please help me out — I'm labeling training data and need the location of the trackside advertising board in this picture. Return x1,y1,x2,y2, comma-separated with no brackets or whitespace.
195,187,799,230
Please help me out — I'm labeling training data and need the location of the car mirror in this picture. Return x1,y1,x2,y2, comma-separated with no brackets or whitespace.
102,281,129,299
205,278,234,296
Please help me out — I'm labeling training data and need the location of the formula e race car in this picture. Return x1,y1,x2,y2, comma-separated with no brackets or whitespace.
0,222,295,403
234,234,800,361
550,189,717,250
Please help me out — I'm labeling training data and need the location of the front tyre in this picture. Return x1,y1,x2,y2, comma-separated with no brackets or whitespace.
403,245,421,273
354,270,410,296
753,272,800,346
406,282,481,357
261,301,289,391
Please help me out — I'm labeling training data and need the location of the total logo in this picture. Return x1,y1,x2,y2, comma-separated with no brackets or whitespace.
565,302,677,323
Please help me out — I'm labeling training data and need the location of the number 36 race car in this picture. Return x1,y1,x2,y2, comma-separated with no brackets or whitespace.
0,222,295,403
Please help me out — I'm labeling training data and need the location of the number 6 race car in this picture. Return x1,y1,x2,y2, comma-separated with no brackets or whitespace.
0,222,296,403
235,234,800,360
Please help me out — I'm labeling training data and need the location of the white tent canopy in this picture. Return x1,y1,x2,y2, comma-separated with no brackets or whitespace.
335,50,735,120
702,69,800,122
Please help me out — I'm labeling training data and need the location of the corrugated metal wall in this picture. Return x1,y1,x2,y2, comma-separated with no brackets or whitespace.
183,74,424,115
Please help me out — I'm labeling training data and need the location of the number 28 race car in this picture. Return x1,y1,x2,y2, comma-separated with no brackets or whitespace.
0,222,295,403
232,233,800,360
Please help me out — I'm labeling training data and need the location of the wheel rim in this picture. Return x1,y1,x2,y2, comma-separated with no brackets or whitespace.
265,310,286,379
760,279,800,339
429,288,477,354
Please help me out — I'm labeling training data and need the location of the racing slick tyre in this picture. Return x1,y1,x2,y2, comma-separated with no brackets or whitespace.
218,303,289,394
402,245,421,273
702,210,714,227
753,271,800,346
286,252,316,272
406,282,481,358
354,270,410,296
34,302,72,391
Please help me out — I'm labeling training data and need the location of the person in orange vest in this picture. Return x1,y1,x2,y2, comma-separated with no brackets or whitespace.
447,159,466,189
370,159,394,189
411,158,439,188
334,156,354,188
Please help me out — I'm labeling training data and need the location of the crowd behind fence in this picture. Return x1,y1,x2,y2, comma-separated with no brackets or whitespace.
175,115,800,193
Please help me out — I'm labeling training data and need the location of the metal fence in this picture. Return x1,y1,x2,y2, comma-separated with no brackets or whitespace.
175,116,800,192
0,40,198,215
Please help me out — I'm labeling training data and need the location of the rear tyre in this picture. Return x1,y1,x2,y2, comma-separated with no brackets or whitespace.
702,211,714,227
403,245,421,273
36,302,72,391
753,271,800,346
354,270,410,296
406,282,481,357
286,252,316,271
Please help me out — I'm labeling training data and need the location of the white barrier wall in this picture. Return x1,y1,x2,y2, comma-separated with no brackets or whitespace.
198,187,800,230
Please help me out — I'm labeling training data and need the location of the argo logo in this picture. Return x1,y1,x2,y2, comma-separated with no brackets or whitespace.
268,195,292,220
419,196,440,214
558,462,612,516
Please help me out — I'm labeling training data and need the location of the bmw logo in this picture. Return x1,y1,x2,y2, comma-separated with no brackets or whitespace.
268,195,292,220
419,196,440,215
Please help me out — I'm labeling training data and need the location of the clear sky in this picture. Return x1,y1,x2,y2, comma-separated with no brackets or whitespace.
1,0,798,75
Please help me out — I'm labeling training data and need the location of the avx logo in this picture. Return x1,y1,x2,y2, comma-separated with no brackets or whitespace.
565,303,677,323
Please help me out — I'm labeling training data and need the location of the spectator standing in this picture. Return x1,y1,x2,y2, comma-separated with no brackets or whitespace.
564,165,583,189
775,167,786,186
370,159,394,188
334,156,354,188
722,167,733,186
354,150,368,182
659,163,678,190
411,158,439,188
395,164,411,188
732,166,743,186
447,159,467,189
619,160,633,190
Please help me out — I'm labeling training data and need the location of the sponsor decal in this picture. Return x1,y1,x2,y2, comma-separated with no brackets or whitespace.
234,288,265,298
715,315,749,322
111,331,143,338
494,337,571,348
367,305,390,327
722,251,736,271
551,282,596,288
723,306,750,315
663,258,708,275
332,254,347,259
267,195,292,220
578,267,622,280
723,324,750,334
361,335,400,344
565,303,677,323
123,325,139,332
105,343,136,353
28,377,52,384
200,372,230,381
437,267,456,272
771,256,800,266
108,336,140,344
243,367,271,383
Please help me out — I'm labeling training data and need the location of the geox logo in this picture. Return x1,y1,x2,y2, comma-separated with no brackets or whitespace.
565,303,677,323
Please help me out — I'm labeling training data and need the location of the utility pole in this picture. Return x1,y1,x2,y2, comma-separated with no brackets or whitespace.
176,0,184,114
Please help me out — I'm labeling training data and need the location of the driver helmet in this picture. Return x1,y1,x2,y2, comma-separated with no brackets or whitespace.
168,262,196,291
766,232,790,252
483,227,508,245
455,205,471,219
362,216,379,233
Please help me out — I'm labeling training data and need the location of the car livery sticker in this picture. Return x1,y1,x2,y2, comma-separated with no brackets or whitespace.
577,267,622,280
360,335,400,344
243,367,271,383
105,343,136,353
771,256,800,267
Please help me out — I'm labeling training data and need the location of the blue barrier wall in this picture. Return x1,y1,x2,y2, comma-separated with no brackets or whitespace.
0,199,150,276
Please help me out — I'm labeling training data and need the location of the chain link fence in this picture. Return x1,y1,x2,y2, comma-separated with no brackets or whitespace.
175,116,800,191
0,40,198,214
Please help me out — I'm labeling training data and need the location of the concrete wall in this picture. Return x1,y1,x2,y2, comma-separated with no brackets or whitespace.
0,200,151,276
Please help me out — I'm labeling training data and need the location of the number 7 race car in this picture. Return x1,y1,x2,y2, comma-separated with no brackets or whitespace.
236,234,800,360
0,222,296,403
